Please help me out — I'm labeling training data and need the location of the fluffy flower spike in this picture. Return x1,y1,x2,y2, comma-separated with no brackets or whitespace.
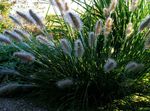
95,19,103,36
60,38,72,56
104,58,117,73
74,39,84,58
56,78,73,88
13,51,35,62
0,34,11,44
65,11,83,31
29,9,45,29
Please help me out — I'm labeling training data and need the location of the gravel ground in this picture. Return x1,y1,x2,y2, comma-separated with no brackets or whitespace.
0,98,48,111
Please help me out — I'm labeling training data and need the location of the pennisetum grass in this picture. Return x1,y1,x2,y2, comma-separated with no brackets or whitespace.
0,0,150,110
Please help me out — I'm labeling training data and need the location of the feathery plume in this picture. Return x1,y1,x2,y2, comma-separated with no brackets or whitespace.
55,0,65,12
9,15,21,26
29,9,45,29
144,37,150,49
125,62,137,72
0,34,11,44
13,51,35,62
16,11,33,24
88,32,96,48
108,0,118,13
125,62,144,72
126,22,134,37
95,19,103,36
60,38,72,56
103,8,110,17
65,11,83,31
139,15,150,32
104,58,117,73
64,2,69,11
74,39,84,58
104,17,113,37
4,30,23,42
36,35,55,47
14,29,31,40
56,78,73,88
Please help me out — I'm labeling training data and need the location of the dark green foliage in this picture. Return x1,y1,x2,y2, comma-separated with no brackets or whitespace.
0,0,149,110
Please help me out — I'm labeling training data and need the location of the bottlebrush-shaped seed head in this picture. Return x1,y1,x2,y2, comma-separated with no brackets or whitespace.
29,9,45,29
95,19,103,36
108,0,118,13
103,8,110,17
65,11,83,31
56,78,73,88
13,51,35,62
9,15,21,26
125,62,144,72
144,37,150,49
0,34,11,44
74,39,84,58
126,22,134,37
60,38,72,56
88,32,96,48
36,35,55,47
139,15,150,32
64,2,69,11
14,29,31,41
4,30,23,42
104,58,117,73
16,11,33,24
125,62,137,72
55,0,65,12
104,17,113,37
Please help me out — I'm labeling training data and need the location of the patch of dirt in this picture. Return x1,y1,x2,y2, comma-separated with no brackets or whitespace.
0,98,48,111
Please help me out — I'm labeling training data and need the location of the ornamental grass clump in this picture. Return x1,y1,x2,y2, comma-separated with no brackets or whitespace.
0,0,149,110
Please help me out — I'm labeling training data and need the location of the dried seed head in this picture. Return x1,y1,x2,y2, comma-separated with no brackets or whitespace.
65,11,83,31
129,0,139,11
36,35,55,47
0,34,11,44
14,29,31,41
108,0,118,13
88,32,96,48
64,2,69,11
144,37,150,49
55,0,65,12
60,38,72,56
16,11,33,24
139,15,150,32
74,39,84,58
104,17,113,37
4,30,23,42
95,19,103,36
104,58,117,73
29,9,45,29
125,61,144,72
9,15,21,26
56,78,73,88
126,22,134,37
103,8,110,17
13,51,35,62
